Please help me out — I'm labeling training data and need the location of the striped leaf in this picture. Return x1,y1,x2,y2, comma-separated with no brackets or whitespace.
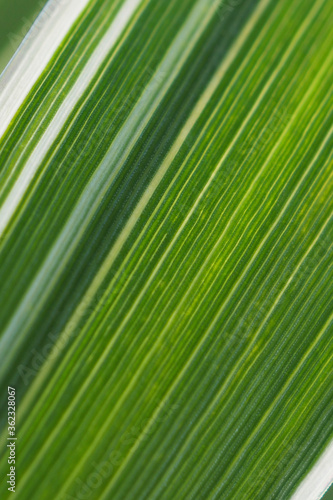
0,0,332,499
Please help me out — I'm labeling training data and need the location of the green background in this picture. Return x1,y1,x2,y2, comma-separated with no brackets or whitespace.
0,1,332,498
324,484,333,500
0,0,48,73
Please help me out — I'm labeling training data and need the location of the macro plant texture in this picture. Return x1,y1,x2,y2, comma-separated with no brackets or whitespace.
0,0,49,73
0,0,332,499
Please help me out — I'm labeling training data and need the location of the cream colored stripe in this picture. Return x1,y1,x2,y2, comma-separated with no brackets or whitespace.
0,0,144,234
55,59,333,500
291,440,333,500
0,0,91,137
230,356,333,499
48,0,274,345
210,311,333,498
13,0,273,422
96,11,331,367
14,0,326,447
0,0,218,375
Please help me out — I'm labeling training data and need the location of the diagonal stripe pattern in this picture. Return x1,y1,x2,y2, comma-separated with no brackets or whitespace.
0,0,332,499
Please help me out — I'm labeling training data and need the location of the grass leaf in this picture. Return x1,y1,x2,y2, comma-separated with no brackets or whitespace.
0,0,332,499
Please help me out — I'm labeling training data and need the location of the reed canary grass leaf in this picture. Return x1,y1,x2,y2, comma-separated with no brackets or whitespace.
0,0,332,499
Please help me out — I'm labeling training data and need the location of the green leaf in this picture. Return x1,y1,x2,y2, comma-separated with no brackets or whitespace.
0,0,49,73
0,0,332,499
